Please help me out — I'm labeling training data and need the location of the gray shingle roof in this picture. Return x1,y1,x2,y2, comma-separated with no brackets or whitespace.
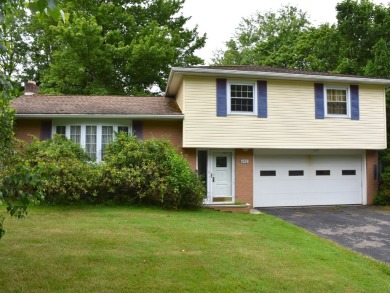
11,95,182,116
190,65,384,79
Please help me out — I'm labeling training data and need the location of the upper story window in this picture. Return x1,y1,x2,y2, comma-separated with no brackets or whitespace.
53,123,130,162
228,81,257,115
325,86,350,118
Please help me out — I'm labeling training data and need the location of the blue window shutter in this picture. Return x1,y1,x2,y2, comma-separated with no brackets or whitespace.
314,83,324,119
216,79,227,116
40,120,52,140
350,85,360,120
132,120,143,140
257,80,267,118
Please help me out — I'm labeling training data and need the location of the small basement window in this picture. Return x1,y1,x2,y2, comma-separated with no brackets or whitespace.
316,170,330,176
260,170,276,176
342,170,356,175
289,170,304,176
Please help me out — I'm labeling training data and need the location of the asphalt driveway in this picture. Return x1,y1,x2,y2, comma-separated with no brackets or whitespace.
260,206,390,264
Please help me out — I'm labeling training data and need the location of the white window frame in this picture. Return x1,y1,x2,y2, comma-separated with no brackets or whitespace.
324,85,350,118
52,121,132,162
227,81,257,115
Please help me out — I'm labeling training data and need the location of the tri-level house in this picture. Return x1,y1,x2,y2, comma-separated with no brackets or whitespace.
11,66,389,207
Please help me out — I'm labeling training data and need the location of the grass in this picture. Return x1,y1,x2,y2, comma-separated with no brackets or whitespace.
0,206,389,293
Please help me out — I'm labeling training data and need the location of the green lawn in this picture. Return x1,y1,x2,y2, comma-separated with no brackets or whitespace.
0,206,389,293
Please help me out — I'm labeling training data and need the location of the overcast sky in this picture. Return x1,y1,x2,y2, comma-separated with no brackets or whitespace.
181,0,390,64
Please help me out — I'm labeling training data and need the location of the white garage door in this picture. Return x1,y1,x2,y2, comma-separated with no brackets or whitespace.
254,155,363,207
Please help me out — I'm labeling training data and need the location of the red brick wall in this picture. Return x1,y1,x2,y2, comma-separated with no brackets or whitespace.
142,120,197,169
14,119,42,142
182,148,196,170
142,120,183,151
366,150,379,205
235,149,254,207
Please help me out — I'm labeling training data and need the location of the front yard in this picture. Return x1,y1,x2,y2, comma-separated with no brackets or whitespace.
0,206,389,292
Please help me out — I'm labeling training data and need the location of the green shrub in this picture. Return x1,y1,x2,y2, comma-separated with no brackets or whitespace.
0,139,45,233
376,149,390,205
2,134,205,209
102,134,206,209
5,135,100,204
375,167,390,205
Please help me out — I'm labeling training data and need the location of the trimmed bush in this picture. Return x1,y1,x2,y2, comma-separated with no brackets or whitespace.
102,134,206,209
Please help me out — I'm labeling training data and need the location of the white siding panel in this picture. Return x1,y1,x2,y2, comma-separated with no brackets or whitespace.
176,80,184,113
183,77,386,149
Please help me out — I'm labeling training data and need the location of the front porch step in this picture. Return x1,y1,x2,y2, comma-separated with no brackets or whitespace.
203,203,251,214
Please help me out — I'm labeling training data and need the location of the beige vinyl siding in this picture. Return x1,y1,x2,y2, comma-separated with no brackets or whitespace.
183,76,386,149
176,80,185,113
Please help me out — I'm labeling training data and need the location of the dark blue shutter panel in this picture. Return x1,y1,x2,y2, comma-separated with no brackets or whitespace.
350,85,360,120
257,80,267,118
132,120,143,140
216,79,227,116
314,83,324,119
40,120,52,140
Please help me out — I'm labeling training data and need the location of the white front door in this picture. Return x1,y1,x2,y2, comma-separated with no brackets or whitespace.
211,152,233,203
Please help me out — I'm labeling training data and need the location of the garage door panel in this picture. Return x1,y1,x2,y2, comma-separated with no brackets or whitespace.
256,192,362,207
254,155,363,207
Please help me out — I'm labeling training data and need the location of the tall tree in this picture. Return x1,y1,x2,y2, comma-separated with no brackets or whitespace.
213,6,311,68
0,0,66,239
335,0,388,75
25,0,206,95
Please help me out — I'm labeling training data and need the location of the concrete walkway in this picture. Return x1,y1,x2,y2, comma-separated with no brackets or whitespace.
260,206,390,264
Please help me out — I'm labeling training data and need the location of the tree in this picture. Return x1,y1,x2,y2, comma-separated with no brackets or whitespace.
291,24,343,72
0,0,66,239
213,6,311,68
364,39,390,78
335,0,387,75
25,0,206,95
213,1,390,76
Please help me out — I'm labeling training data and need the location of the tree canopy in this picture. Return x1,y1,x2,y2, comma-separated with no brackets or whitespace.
213,0,390,78
15,0,206,95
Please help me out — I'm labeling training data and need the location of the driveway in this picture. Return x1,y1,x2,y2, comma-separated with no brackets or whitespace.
260,206,390,264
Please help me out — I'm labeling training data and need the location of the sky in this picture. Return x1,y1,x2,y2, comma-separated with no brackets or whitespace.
181,0,390,64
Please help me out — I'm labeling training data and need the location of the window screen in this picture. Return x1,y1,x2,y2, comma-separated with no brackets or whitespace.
85,126,97,161
327,88,347,115
70,126,81,145
56,126,66,135
230,84,254,112
118,126,129,134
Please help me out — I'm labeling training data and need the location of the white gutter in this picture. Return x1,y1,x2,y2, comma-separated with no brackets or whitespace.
169,67,390,85
15,114,184,120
